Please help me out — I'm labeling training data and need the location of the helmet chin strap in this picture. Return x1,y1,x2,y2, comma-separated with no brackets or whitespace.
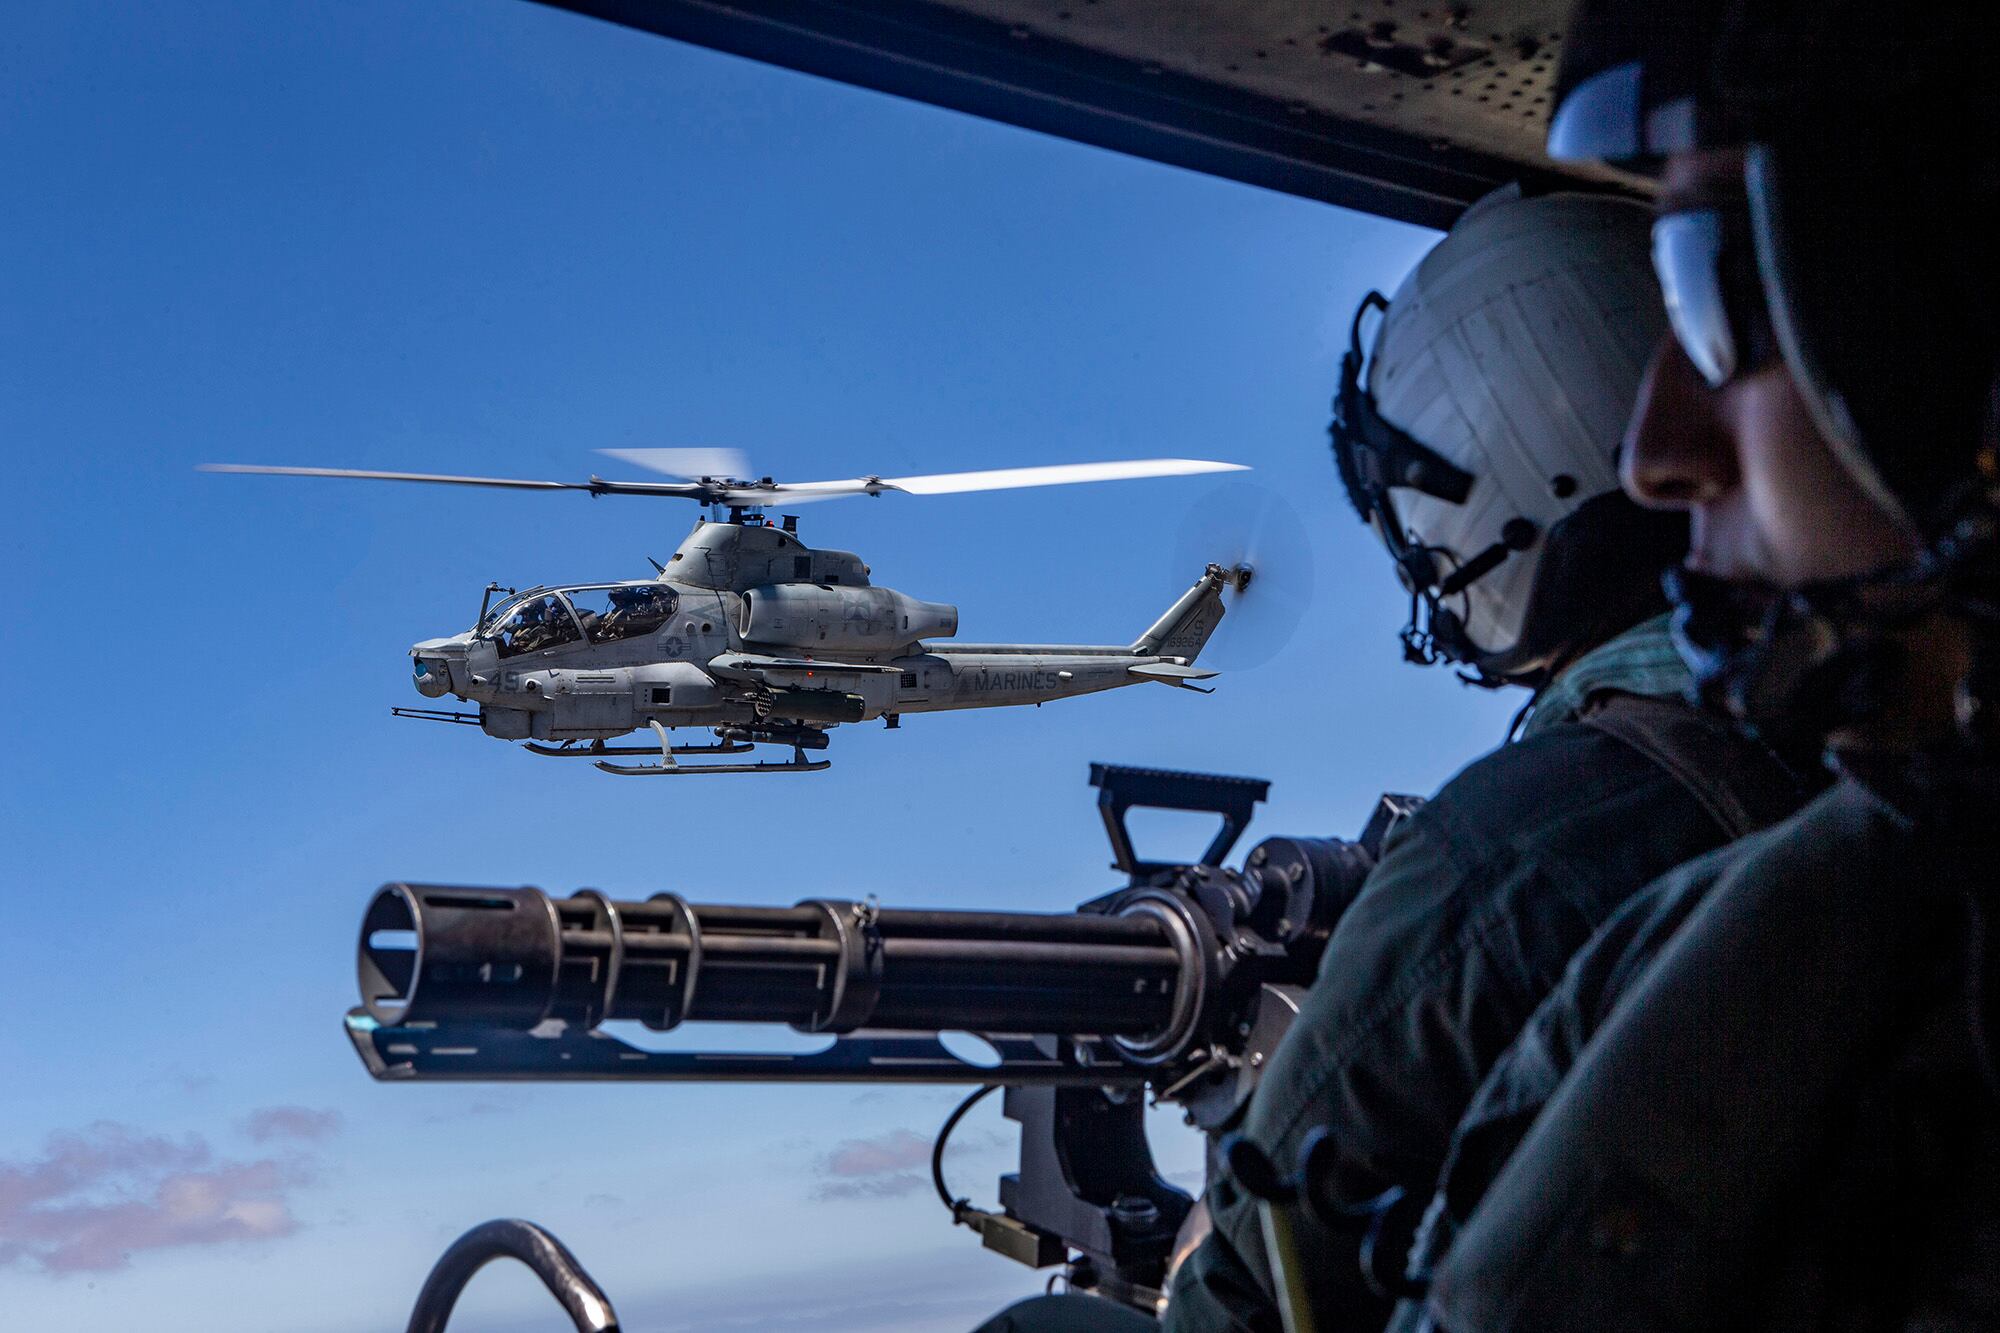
1668,507,2000,760
1395,519,1542,682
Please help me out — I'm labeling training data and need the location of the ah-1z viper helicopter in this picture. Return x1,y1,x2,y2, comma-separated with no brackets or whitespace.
206,451,1253,774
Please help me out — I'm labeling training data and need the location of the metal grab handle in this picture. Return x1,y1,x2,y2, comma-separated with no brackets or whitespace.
404,1219,620,1333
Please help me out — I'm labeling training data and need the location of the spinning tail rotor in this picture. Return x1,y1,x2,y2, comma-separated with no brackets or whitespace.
1173,480,1316,671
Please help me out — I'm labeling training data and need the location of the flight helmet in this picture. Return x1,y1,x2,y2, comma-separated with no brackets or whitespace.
1547,0,2000,745
1549,0,2000,541
1331,186,1683,685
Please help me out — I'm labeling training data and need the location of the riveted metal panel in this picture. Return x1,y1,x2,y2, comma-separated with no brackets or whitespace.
531,0,1642,227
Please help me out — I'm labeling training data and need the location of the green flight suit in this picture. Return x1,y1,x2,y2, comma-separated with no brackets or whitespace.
1161,616,1803,1331
1405,758,2000,1332
979,618,1804,1331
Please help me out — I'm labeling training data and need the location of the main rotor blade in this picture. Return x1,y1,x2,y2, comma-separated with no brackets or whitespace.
204,457,1250,507
596,447,754,480
200,464,583,490
888,458,1250,494
199,464,710,499
758,458,1250,502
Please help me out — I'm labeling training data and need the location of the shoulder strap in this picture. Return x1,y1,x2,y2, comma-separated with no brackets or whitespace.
1581,692,1811,839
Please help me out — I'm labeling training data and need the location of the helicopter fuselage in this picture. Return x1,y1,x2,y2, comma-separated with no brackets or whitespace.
406,516,1232,771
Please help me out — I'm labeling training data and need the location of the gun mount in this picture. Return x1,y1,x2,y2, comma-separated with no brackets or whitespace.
352,765,1419,1312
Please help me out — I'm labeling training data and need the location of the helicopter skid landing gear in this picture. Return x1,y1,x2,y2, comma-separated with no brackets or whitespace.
591,722,830,776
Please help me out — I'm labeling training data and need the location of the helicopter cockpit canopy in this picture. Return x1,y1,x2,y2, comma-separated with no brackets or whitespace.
483,584,681,658
488,593,582,659
565,584,680,644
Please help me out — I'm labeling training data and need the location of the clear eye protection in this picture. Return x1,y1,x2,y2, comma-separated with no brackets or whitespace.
1652,207,1780,389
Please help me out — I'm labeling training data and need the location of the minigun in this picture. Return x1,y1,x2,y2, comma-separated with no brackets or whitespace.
351,764,1417,1317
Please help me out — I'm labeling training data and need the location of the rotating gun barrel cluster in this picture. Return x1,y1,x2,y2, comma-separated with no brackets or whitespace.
350,766,1421,1314
350,765,1417,1092
359,885,1186,1041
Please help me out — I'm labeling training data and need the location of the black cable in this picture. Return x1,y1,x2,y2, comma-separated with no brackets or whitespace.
932,1084,999,1219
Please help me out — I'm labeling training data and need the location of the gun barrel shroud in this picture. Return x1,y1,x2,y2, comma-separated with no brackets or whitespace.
360,883,1192,1040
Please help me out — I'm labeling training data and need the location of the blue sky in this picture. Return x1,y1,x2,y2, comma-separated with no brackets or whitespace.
1,3,1517,1328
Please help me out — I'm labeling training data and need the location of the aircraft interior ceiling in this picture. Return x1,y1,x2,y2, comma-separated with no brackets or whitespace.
539,0,1642,228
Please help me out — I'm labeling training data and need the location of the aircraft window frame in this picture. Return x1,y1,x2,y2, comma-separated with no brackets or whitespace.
563,583,680,646
491,592,587,659
478,600,517,634
479,591,544,636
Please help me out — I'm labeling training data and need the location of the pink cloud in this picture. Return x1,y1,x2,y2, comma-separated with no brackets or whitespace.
822,1129,931,1179
813,1173,929,1201
811,1129,935,1202
0,1122,316,1275
239,1106,343,1144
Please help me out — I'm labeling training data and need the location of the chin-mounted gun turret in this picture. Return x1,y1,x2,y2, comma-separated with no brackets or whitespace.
350,765,1418,1317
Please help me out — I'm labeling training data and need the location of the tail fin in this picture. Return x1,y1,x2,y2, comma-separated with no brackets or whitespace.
1131,563,1244,659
